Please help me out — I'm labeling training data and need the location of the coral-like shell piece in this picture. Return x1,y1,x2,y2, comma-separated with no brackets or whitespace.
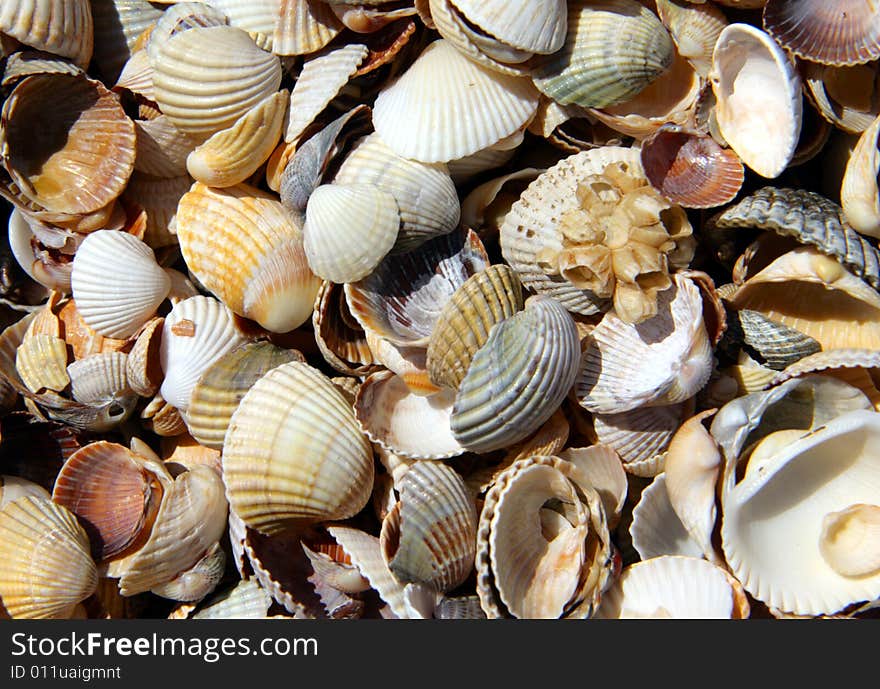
186,341,301,451
426,265,524,391
150,25,282,137
0,496,98,618
710,23,802,178
70,230,172,339
187,90,288,188
595,556,747,619
373,39,540,164
0,0,93,68
451,295,581,453
531,0,675,110
159,295,247,412
841,115,880,239
222,361,374,534
303,183,400,284
763,0,880,67
576,275,713,413
1,74,136,215
52,440,165,563
176,182,321,333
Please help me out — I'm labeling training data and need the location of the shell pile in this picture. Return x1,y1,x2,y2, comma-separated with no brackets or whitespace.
2,0,880,621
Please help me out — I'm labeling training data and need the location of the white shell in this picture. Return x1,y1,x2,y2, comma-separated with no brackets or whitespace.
629,473,706,561
841,114,880,239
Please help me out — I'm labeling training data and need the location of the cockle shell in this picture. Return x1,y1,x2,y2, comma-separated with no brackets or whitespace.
841,115,880,239
70,230,172,339
449,0,567,55
273,0,343,57
15,333,69,394
732,309,822,371
450,295,581,454
222,361,374,535
66,352,134,409
123,172,192,250
0,0,93,68
191,579,273,619
133,115,202,180
710,23,802,178
0,496,98,618
312,281,381,376
126,317,164,398
90,0,163,83
176,182,321,333
151,541,226,602
656,0,728,78
206,0,280,51
158,295,247,412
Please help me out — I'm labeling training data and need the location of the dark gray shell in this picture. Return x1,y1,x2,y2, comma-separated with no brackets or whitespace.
732,309,822,371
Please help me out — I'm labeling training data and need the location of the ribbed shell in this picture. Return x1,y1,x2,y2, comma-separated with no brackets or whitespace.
191,579,273,619
427,265,524,391
656,0,728,77
158,296,247,412
206,0,280,50
0,74,136,215
0,0,93,67
90,0,163,83
15,334,69,394
841,114,880,239
312,281,381,376
372,39,540,163
733,309,822,371
451,0,567,54
713,187,880,290
593,403,686,469
133,116,201,179
126,317,163,398
123,172,192,250
273,0,343,56
186,342,301,450
150,25,282,136
629,473,705,561
176,182,321,333
222,361,375,535
70,230,171,339
51,441,164,562
0,496,98,618
531,0,675,109
151,541,226,602
67,352,132,405
451,296,580,453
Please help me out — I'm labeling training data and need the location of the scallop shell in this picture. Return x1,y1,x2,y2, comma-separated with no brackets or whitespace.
150,25,283,137
576,275,713,414
763,0,880,67
0,496,98,618
344,229,489,348
0,74,136,215
710,23,802,178
67,352,133,408
449,0,567,55
273,0,343,56
222,361,374,535
51,440,166,563
372,39,540,164
158,295,247,412
841,114,880,240
531,0,675,110
656,0,728,78
176,182,321,333
187,90,288,188
451,295,581,454
186,341,302,451
0,0,93,68
15,333,69,394
70,230,172,339
426,265,524,391
592,403,689,473
303,183,400,284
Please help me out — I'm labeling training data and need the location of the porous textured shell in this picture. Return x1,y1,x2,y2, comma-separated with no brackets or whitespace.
0,496,98,618
222,361,375,535
372,39,540,163
70,230,172,339
531,0,675,110
451,296,581,454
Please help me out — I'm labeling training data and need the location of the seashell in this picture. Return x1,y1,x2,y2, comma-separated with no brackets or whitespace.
0,0,93,68
818,504,880,578
448,0,567,56
303,183,400,284
803,62,880,135
187,90,288,188
344,229,489,348
0,496,98,618
176,182,321,333
451,295,581,454
312,281,381,376
126,317,164,398
841,115,880,239
355,371,466,460
191,579,273,619
426,265,524,391
380,461,477,593
769,348,880,410
141,393,189,437
558,445,629,530
123,172,192,250
151,542,226,602
719,408,880,616
284,44,368,144
301,542,369,595
763,0,880,67
222,361,374,535
66,352,133,411
372,39,540,164
158,295,247,412
133,116,201,180
730,246,880,352
2,50,84,87
460,168,544,241
710,23,802,178
114,48,154,101
273,0,343,56
362,331,441,397
445,139,518,186
434,596,486,620
576,274,714,414
15,333,69,394
145,2,230,62
656,0,728,78
70,230,172,339
115,464,228,596
0,475,50,510
0,74,137,215
333,133,461,251
640,125,744,209
595,555,749,619
206,0,280,51
531,0,675,110
476,455,615,619
733,309,822,371
712,187,880,290
90,0,164,84
186,341,302,451
150,25,283,137
52,441,167,563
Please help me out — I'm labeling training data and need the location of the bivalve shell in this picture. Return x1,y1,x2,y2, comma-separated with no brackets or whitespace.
0,0,93,68
841,114,880,239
